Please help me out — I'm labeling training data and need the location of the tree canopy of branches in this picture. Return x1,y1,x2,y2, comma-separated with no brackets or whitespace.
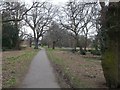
1,2,26,50
48,22,62,49
42,21,75,49
1,1,42,50
59,0,97,51
24,2,57,49
1,2,35,23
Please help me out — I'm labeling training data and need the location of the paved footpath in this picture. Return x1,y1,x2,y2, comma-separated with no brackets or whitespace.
20,48,60,88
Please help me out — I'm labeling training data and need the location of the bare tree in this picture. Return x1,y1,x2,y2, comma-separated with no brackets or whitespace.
48,21,62,49
1,2,28,49
81,3,99,51
24,2,57,49
42,21,73,49
1,2,39,49
59,0,96,51
1,2,36,23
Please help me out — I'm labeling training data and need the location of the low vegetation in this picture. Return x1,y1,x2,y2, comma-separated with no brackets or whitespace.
2,48,39,88
46,48,107,88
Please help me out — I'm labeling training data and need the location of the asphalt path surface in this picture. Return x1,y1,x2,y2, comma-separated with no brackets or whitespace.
20,48,60,88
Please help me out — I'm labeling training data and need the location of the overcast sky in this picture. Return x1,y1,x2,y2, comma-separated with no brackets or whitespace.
24,0,109,6
22,0,69,35
22,0,100,38
22,0,105,37
25,0,69,5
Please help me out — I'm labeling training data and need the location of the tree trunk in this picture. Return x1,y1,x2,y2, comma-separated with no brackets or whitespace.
14,21,20,50
48,44,50,48
102,31,120,88
79,45,82,52
29,38,32,47
100,2,120,88
52,41,55,49
74,35,79,51
74,46,77,51
15,39,21,50
34,39,38,49
84,34,87,51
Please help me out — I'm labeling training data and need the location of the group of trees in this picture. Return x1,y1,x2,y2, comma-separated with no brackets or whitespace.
42,2,120,88
1,2,25,49
42,1,99,51
1,0,120,88
24,2,58,49
1,1,58,49
1,1,98,51
42,21,76,49
59,1,98,51
1,2,33,49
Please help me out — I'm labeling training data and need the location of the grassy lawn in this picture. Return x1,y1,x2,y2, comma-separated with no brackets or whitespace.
46,48,107,88
2,47,39,88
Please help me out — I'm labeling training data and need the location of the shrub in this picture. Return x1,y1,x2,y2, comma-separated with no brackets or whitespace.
80,49,86,55
87,49,92,52
71,49,76,53
91,50,101,55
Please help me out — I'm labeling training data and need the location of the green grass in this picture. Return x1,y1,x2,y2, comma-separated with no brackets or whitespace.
2,49,39,88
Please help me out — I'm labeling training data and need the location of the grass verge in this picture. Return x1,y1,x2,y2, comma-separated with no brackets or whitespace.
46,48,83,88
2,48,39,88
46,48,107,88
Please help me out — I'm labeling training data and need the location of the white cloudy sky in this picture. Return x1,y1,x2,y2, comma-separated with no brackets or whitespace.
22,0,99,35
25,0,101,4
22,0,70,35
22,0,110,38
25,0,69,5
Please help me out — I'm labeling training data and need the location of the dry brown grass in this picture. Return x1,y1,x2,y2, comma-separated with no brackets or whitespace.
2,48,39,88
47,48,107,88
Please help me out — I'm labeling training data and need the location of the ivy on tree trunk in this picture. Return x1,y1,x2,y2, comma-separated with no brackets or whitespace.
100,2,120,88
